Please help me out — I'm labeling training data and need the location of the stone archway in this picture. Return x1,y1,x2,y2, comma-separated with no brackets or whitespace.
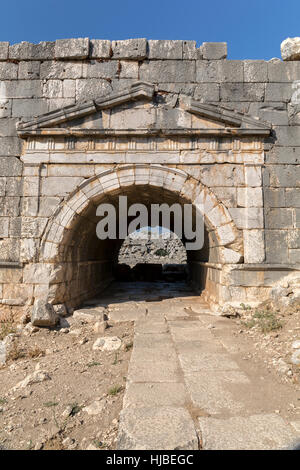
36,164,242,309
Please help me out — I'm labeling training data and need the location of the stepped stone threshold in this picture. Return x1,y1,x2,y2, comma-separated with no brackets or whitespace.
1,38,300,450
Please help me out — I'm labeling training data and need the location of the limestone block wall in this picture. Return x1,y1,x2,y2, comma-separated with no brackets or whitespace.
0,37,299,313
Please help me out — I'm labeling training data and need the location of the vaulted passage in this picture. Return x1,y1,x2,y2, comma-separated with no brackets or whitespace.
40,166,240,309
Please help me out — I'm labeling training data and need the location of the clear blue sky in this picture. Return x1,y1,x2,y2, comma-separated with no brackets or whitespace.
1,0,299,60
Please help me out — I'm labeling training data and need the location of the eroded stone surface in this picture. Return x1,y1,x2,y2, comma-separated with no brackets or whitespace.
117,407,199,450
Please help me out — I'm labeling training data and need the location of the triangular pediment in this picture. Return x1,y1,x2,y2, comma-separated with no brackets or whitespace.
17,81,271,137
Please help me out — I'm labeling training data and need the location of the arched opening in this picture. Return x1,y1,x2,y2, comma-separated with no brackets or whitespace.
39,165,242,309
116,226,188,282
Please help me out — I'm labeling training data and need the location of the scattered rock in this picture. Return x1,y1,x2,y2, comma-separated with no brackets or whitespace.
281,37,300,61
31,300,58,327
291,350,300,366
73,309,105,323
93,321,108,334
53,304,68,317
62,406,73,419
24,323,39,334
291,340,300,350
83,399,106,416
13,370,51,391
93,336,122,351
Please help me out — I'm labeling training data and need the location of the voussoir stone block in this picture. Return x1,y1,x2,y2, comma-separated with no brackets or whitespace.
55,38,89,60
112,38,147,60
201,42,227,60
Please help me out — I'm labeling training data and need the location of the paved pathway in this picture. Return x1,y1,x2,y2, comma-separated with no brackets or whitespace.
84,281,300,450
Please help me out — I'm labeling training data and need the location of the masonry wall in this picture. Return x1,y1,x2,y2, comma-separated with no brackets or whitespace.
0,37,299,313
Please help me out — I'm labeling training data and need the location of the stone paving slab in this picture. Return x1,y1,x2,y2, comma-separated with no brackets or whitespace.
134,320,169,334
169,322,220,343
123,383,187,408
128,359,181,383
184,370,250,415
133,333,173,349
118,406,199,450
178,351,240,373
199,414,299,450
130,347,178,363
108,308,147,322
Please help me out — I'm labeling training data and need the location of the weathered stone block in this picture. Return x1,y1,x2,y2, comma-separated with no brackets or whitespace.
0,157,22,176
196,60,219,82
218,60,244,82
201,42,227,60
0,217,9,237
119,61,139,79
43,80,63,99
263,165,300,188
140,60,195,83
9,41,55,60
21,218,48,238
40,61,83,79
148,40,183,59
0,98,12,118
55,38,89,60
220,83,264,102
237,187,263,207
89,39,111,59
229,208,264,229
20,238,39,262
194,83,220,102
0,63,18,80
0,137,21,156
41,176,83,196
285,188,300,207
2,283,33,306
12,99,48,118
289,248,300,264
245,166,262,187
288,230,300,249
0,80,43,99
265,208,293,229
244,60,268,82
263,188,285,207
112,39,147,60
0,42,9,60
82,60,119,79
265,83,293,102
31,299,58,327
183,41,197,59
268,60,300,82
265,230,288,263
75,78,112,101
281,37,300,61
0,197,20,216
9,217,21,237
0,238,19,261
274,126,300,147
18,61,40,80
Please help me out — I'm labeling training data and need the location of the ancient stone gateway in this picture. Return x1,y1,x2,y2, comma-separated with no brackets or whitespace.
0,38,299,317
